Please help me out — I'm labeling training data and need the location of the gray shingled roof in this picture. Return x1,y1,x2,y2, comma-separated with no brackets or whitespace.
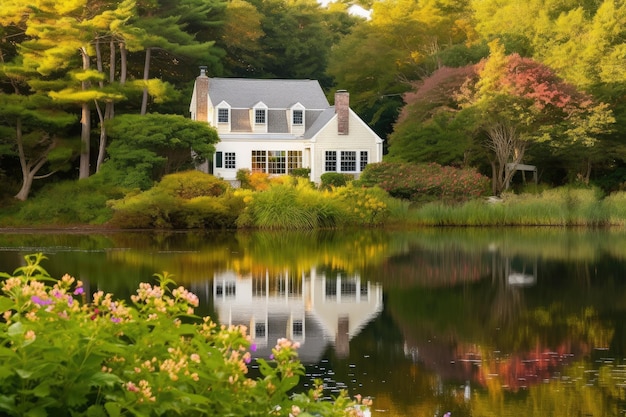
303,107,335,139
208,78,330,109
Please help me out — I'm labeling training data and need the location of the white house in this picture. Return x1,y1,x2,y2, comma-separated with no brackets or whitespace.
210,267,383,361
189,68,384,184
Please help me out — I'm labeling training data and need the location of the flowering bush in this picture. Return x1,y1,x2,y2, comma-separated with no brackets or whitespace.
359,161,490,204
0,254,370,416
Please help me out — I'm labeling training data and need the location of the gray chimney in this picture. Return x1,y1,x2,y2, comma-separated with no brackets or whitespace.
335,90,349,135
195,66,209,122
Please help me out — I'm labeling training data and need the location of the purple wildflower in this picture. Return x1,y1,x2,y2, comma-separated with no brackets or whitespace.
73,287,84,295
250,344,257,352
269,354,274,360
111,317,121,323
31,296,53,306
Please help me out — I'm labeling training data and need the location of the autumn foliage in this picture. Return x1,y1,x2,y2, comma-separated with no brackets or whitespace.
359,162,490,203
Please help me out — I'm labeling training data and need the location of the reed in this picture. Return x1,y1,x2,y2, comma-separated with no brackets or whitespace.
410,187,613,227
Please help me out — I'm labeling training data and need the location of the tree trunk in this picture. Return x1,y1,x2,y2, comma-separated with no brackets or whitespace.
14,118,55,201
486,122,525,195
140,47,151,115
79,47,91,179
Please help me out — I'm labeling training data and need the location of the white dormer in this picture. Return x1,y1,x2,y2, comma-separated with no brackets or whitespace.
252,102,268,133
290,103,305,135
215,101,231,133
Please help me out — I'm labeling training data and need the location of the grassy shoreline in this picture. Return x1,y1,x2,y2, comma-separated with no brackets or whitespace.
3,182,626,230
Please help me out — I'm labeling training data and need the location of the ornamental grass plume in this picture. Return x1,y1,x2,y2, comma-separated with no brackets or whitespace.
0,253,369,417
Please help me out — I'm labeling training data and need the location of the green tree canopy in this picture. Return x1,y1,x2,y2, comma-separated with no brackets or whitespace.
99,113,218,190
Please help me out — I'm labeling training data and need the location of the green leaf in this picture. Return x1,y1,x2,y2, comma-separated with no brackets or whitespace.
0,366,14,380
15,368,33,379
104,402,122,417
0,296,14,312
88,372,122,387
25,406,47,417
7,322,23,337
32,382,50,398
87,404,108,417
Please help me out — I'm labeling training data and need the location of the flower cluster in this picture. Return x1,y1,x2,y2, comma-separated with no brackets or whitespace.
0,254,363,416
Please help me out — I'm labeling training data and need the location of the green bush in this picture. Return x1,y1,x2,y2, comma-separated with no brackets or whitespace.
290,168,311,179
0,254,368,416
109,188,181,229
109,172,244,229
320,172,353,189
181,192,245,229
236,169,252,189
158,170,229,199
10,177,127,226
359,162,490,203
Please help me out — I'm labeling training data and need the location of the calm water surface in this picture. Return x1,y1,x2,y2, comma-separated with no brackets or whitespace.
1,228,626,417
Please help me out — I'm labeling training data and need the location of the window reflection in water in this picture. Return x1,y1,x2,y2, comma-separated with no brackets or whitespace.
212,267,382,361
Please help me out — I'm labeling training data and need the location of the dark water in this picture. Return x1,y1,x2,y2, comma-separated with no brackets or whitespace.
1,228,626,417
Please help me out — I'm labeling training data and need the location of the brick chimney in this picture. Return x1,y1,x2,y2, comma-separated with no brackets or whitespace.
195,66,209,122
335,90,349,135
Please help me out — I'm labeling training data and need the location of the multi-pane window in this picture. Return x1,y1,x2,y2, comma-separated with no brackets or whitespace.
224,152,236,169
288,151,302,171
341,151,357,172
217,108,229,123
255,109,266,124
251,150,267,173
293,110,303,125
268,150,286,174
325,151,368,173
360,151,368,171
252,150,302,174
325,151,337,172
292,320,303,337
255,322,266,338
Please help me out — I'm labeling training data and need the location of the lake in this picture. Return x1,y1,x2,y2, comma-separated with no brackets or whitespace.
1,228,625,417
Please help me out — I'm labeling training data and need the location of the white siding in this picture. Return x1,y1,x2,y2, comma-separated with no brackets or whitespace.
310,111,383,183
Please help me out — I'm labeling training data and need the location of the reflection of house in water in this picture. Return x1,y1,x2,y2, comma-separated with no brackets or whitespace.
212,268,383,362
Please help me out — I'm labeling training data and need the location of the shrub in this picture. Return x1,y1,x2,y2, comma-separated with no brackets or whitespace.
334,184,391,226
108,172,242,229
359,162,490,203
320,172,353,190
181,192,245,229
158,170,229,198
0,254,369,416
108,188,181,229
236,168,252,189
11,177,127,226
290,168,311,179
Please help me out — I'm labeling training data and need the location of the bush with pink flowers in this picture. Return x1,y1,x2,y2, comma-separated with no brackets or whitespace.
0,254,370,417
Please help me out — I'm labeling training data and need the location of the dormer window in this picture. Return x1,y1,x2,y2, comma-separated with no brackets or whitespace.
293,110,303,125
217,108,229,123
255,109,266,124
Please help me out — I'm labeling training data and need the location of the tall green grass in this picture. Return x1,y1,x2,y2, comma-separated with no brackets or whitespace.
410,187,613,227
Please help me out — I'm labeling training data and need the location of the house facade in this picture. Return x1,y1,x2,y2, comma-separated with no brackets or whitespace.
189,68,384,184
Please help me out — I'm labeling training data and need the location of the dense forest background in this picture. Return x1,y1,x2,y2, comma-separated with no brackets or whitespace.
1,0,625,202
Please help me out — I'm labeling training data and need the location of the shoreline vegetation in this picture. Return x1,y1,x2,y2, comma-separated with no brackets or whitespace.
2,164,626,230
